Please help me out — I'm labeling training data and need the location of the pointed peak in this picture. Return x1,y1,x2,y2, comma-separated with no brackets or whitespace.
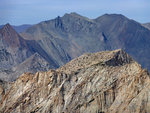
5,23,11,26
3,23,12,29
0,23,25,48
1,23,15,33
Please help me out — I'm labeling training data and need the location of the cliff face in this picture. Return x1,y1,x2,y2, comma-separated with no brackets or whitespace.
0,49,150,113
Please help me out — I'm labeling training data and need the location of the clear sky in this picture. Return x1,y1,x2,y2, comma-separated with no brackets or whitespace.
0,0,150,25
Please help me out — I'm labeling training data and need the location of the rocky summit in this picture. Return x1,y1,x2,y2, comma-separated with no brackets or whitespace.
0,49,150,113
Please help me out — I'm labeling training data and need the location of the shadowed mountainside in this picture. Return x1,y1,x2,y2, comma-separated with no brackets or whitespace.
0,24,58,81
22,13,150,70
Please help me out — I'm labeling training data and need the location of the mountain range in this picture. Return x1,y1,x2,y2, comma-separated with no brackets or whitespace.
0,12,150,113
0,12,150,81
22,13,150,70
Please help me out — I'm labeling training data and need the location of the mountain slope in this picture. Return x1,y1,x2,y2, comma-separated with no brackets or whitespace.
0,53,55,81
22,13,150,70
0,49,150,113
0,24,34,68
0,24,58,81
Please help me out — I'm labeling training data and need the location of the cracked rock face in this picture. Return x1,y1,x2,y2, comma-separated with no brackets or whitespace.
0,49,150,113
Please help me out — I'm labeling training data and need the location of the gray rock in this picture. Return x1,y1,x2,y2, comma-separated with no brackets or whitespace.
22,13,150,71
0,24,58,81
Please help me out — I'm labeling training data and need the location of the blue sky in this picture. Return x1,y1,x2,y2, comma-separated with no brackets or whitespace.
0,0,150,25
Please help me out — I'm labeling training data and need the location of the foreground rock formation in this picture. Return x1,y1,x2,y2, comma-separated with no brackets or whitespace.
0,49,150,113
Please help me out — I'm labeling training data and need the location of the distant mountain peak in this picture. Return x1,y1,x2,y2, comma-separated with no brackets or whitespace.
0,24,32,33
95,13,128,22
0,23,27,48
0,23,17,38
1,23,16,33
4,23,11,27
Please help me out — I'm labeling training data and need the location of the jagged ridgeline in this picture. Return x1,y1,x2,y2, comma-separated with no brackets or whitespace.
22,13,150,71
1,13,150,82
0,49,150,113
